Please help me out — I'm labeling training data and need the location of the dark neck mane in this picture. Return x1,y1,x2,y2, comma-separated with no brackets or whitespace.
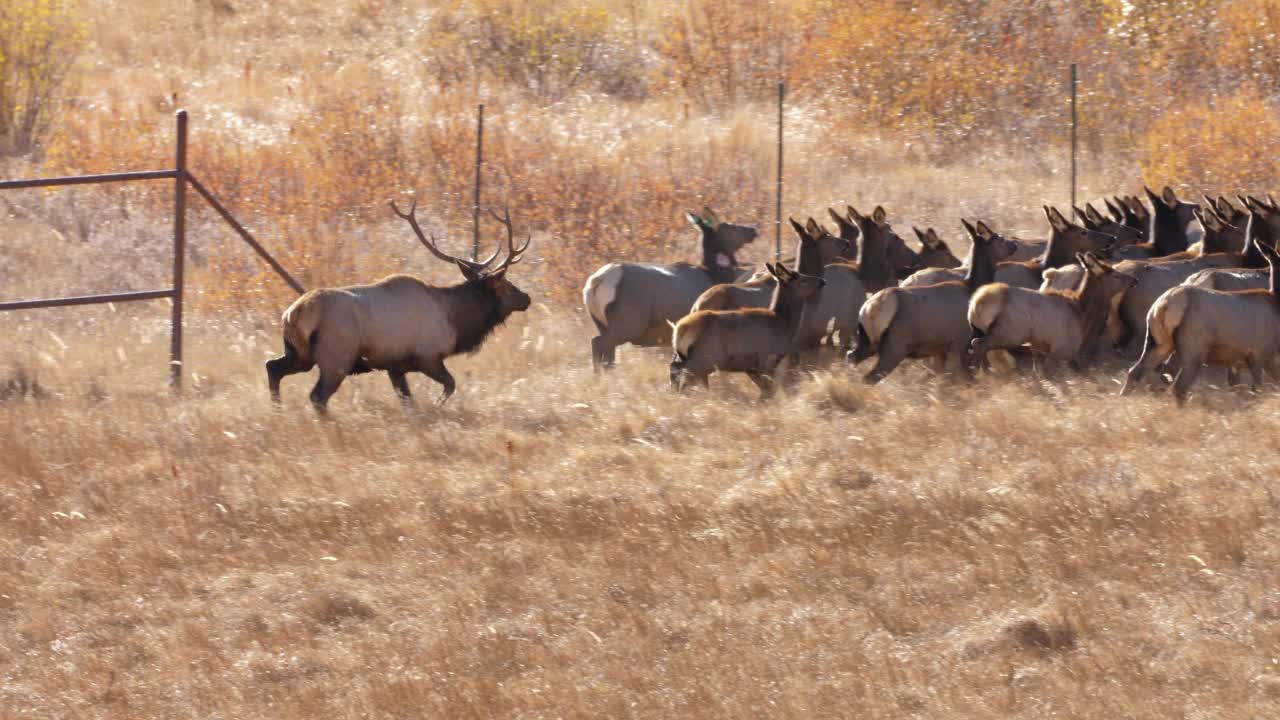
441,280,508,355
856,225,893,289
1243,213,1270,269
1150,203,1190,255
1068,273,1113,346
768,283,806,331
964,241,997,292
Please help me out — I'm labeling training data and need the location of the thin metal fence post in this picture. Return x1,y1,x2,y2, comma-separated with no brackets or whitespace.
1070,63,1078,209
171,110,188,389
775,82,784,262
473,103,484,261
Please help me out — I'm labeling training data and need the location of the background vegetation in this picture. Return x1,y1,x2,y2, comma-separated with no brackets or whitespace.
3,1,1280,717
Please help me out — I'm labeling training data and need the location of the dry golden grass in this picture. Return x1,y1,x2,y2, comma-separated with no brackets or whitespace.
2,308,1280,718
4,2,1280,717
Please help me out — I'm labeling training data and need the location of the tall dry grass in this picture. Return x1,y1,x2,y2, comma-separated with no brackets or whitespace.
4,1,1280,717
2,309,1280,718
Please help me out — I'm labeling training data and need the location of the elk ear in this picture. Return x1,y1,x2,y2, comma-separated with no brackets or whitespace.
805,217,823,237
483,267,509,287
926,228,942,247
871,206,887,225
455,259,483,281
1045,206,1070,233
960,218,979,240
1085,203,1106,224
1104,198,1124,222
828,207,848,228
1145,186,1167,208
788,217,808,238
764,262,778,279
846,205,864,223
973,221,996,242
1218,196,1238,216
1162,186,1179,207
1197,207,1222,232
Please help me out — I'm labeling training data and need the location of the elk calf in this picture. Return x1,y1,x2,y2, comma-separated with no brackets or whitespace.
266,201,531,412
669,263,825,399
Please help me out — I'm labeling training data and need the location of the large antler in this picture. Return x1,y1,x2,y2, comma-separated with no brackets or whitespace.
485,204,532,273
389,198,502,272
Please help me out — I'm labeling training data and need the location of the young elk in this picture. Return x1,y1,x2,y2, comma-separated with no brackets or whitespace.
1122,240,1280,403
266,201,532,412
669,263,825,399
968,253,1138,375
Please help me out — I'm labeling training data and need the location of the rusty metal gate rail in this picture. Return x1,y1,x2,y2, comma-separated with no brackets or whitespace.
0,110,304,388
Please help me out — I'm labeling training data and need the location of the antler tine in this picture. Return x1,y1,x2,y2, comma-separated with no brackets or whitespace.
487,204,532,270
390,198,484,270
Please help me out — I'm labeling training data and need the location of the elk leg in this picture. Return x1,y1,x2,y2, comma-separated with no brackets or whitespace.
590,335,617,371
309,370,346,414
388,370,413,404
417,356,457,404
863,330,906,384
1121,331,1174,396
1246,357,1266,393
1171,351,1205,405
745,369,776,401
266,339,312,402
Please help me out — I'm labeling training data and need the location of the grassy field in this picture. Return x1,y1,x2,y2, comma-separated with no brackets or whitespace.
2,308,1280,718
3,1,1280,717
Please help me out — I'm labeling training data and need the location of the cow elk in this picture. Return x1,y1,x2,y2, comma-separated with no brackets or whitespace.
851,219,1018,383
582,208,758,370
1122,239,1280,403
266,200,532,412
669,262,825,399
968,253,1137,374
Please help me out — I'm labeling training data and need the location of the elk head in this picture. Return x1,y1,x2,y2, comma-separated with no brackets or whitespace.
391,199,532,316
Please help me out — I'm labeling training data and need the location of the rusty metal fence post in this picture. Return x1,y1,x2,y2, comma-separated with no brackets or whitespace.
170,110,188,388
0,109,305,386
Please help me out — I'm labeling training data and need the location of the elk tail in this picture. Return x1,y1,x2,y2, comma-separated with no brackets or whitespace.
281,292,323,364
967,284,1010,337
857,289,899,349
583,264,623,331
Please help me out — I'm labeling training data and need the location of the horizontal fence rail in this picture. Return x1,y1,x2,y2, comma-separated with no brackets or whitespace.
0,169,178,190
0,109,305,389
0,288,175,312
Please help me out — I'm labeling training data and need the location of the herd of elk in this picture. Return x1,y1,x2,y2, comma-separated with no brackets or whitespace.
265,184,1280,412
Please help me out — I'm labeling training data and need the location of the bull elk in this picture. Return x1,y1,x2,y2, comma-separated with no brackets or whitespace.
266,200,531,412
582,208,758,370
967,253,1137,374
1121,239,1280,403
669,262,825,399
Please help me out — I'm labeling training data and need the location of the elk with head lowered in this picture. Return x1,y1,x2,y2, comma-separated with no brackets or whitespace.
265,200,532,412
582,208,758,370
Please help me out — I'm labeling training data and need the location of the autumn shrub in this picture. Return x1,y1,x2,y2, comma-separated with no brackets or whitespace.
652,0,797,113
426,0,646,100
1139,89,1280,193
0,0,85,155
